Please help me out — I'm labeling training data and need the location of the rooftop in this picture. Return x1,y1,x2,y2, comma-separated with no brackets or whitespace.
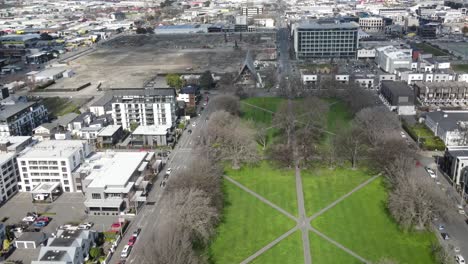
18,140,86,159
111,88,176,97
0,152,15,166
0,136,32,152
98,125,121,137
0,102,36,121
425,110,468,132
297,20,359,30
80,152,147,189
39,250,68,261
376,45,412,59
381,81,412,96
133,125,171,136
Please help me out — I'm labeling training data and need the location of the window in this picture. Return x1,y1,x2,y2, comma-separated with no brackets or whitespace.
24,180,29,184
61,161,66,166
23,173,28,178
62,168,67,172
92,193,101,199
20,161,25,166
26,186,30,191
21,167,27,171
64,180,69,185
65,187,70,192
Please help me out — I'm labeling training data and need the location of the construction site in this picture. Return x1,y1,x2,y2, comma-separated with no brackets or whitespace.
46,32,277,90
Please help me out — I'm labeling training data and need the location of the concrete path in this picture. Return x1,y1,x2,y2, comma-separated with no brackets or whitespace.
240,101,275,114
224,176,297,221
295,164,312,264
308,174,381,221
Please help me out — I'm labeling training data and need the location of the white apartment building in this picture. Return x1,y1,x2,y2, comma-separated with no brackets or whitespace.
241,6,263,18
0,153,19,204
379,8,407,25
375,46,412,73
359,17,385,32
111,89,177,130
17,140,90,192
0,101,48,137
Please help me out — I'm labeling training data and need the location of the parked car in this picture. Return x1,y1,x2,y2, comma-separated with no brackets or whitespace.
456,255,465,264
438,224,445,230
36,217,50,223
132,228,141,238
192,122,196,127
166,168,171,175
22,216,36,222
33,221,47,227
400,131,407,138
425,167,437,178
128,236,136,246
441,233,450,240
188,129,192,134
121,245,132,258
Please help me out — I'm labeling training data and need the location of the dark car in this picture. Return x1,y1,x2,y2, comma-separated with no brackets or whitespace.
441,233,450,240
188,129,192,134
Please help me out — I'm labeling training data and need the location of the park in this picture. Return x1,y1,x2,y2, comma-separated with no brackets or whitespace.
208,97,437,264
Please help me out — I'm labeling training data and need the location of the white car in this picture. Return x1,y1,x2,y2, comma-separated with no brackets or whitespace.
192,122,196,127
166,168,172,175
22,216,36,222
400,131,407,138
121,245,132,258
425,167,437,178
456,255,465,264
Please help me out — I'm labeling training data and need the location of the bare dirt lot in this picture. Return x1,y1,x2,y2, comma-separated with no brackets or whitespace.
50,33,276,90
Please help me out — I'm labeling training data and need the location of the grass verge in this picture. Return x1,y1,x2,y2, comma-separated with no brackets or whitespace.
250,231,303,264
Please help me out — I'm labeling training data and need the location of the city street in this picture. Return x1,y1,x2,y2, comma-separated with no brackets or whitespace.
108,94,213,264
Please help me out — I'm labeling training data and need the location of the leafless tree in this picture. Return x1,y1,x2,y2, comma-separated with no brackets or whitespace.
324,135,339,169
261,66,277,90
354,106,401,147
341,83,378,114
336,123,368,169
166,155,223,210
160,189,220,247
200,110,259,169
210,94,240,115
267,143,295,168
388,169,455,231
272,101,296,147
431,242,456,264
254,123,268,150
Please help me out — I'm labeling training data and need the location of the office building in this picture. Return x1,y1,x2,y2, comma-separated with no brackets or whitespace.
375,46,412,73
111,89,177,130
241,6,263,18
0,101,48,137
0,152,19,204
17,140,91,192
293,20,359,59
359,17,385,32
78,152,149,216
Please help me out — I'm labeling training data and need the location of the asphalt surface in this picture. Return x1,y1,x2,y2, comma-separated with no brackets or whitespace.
108,94,213,264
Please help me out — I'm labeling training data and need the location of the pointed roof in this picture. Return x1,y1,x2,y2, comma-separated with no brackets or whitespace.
235,50,258,82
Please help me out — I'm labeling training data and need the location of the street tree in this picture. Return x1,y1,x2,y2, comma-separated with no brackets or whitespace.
210,94,240,115
199,70,214,90
254,123,268,150
342,84,378,114
166,73,183,90
267,143,295,168
354,106,400,147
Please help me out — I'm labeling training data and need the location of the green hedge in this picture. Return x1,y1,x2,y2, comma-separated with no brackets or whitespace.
402,120,446,151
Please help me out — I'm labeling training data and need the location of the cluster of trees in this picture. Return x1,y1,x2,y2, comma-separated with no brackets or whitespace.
198,95,259,169
165,71,215,90
142,156,223,263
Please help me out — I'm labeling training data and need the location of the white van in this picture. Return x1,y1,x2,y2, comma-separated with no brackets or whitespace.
34,194,49,200
121,245,132,258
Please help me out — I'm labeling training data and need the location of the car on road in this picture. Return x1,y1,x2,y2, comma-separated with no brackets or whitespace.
441,233,450,240
132,228,141,238
400,131,407,138
22,216,36,222
456,255,465,264
192,122,196,127
166,168,171,174
438,224,445,230
128,236,136,246
425,167,437,178
188,129,192,134
121,245,132,258
33,221,48,227
78,222,93,230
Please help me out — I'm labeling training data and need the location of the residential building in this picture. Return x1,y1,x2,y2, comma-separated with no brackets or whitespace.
379,8,407,25
177,85,200,108
415,82,468,105
132,125,171,146
17,140,91,192
380,81,416,115
375,46,412,73
441,146,468,188
0,101,48,137
78,152,149,215
293,20,359,59
111,89,177,130
96,125,124,148
0,152,19,204
359,16,385,32
15,232,47,249
424,110,468,146
33,113,79,141
32,229,97,264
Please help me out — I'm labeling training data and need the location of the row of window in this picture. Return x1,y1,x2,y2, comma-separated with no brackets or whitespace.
21,160,66,166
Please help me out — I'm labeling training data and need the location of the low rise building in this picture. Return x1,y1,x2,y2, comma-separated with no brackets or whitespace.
17,140,91,192
441,146,468,188
415,82,468,105
132,125,171,146
424,110,468,146
375,46,413,73
96,125,124,148
0,101,48,137
359,16,385,32
78,152,149,215
380,81,416,115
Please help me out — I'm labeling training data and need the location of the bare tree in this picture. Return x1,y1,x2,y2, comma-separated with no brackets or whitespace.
254,123,268,150
267,143,295,168
341,83,378,114
200,110,259,169
272,101,296,147
324,135,339,169
336,123,368,169
388,169,455,231
210,94,240,115
354,106,400,147
431,242,456,264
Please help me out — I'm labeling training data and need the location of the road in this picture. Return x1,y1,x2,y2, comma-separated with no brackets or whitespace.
108,94,213,264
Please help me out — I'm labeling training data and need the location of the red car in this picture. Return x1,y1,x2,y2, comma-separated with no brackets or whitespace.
36,217,50,223
128,236,136,246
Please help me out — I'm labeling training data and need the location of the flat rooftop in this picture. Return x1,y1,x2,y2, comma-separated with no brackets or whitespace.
133,125,170,136
0,102,36,120
297,20,359,30
0,136,32,152
0,152,15,166
98,125,121,137
80,152,147,189
18,140,86,159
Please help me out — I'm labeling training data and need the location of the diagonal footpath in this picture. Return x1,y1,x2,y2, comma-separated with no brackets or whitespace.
240,227,299,264
241,101,275,114
309,226,369,263
224,176,297,221
308,174,381,221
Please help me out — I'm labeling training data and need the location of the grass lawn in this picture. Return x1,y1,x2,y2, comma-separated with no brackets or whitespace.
404,123,445,151
309,232,361,264
251,231,303,264
209,181,296,264
453,64,468,73
311,178,436,263
240,97,284,124
226,161,298,216
302,167,370,216
413,43,449,56
41,97,83,117
326,100,352,133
